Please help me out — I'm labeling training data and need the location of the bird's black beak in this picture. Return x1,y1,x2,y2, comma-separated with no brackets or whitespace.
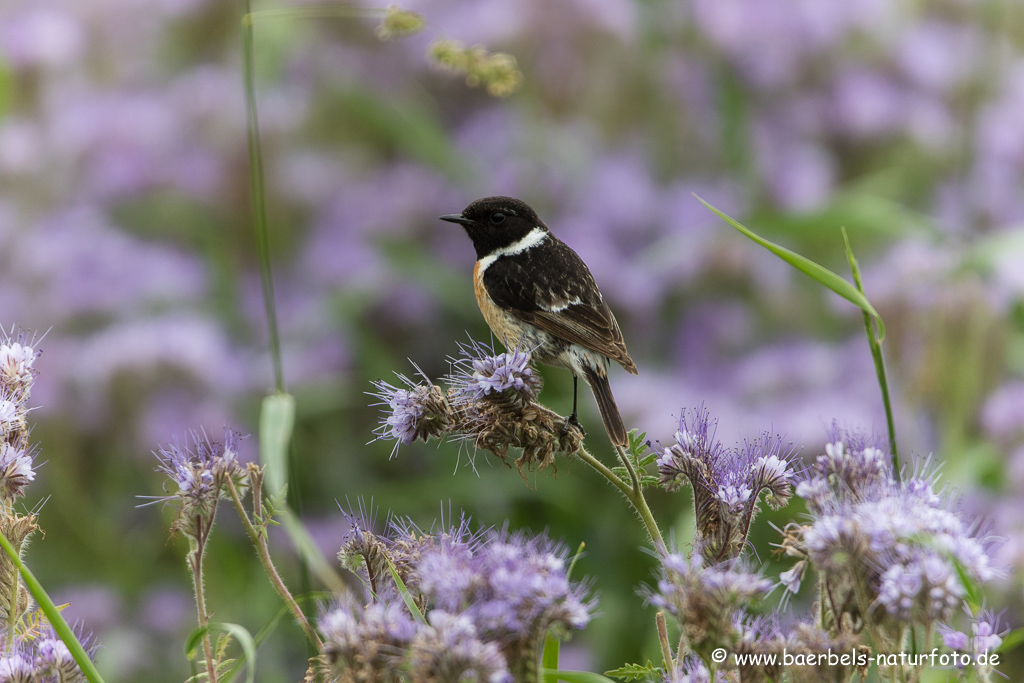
440,214,473,226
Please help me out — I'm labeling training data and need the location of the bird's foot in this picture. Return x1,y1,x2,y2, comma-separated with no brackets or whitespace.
561,413,585,439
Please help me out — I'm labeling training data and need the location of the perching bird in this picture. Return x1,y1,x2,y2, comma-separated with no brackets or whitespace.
441,196,637,446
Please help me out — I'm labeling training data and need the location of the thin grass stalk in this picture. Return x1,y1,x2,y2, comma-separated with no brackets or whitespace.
241,0,284,394
842,228,899,480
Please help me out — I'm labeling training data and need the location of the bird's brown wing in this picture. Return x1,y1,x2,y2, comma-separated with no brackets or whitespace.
482,238,637,373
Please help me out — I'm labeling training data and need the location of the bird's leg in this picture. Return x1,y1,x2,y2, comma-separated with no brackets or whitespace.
562,374,585,437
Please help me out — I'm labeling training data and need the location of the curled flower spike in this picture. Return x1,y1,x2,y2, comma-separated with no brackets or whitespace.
370,340,582,473
150,427,246,539
650,552,771,663
370,374,453,454
320,595,419,680
448,339,540,405
656,406,796,562
410,612,511,683
0,328,38,388
0,443,36,499
0,653,35,681
790,426,994,640
326,513,585,683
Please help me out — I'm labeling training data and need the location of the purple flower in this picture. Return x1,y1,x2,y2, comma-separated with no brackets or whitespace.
319,596,418,679
939,624,970,651
656,406,795,561
34,636,81,681
410,611,512,683
876,554,963,622
149,427,246,536
652,553,771,661
415,530,591,672
0,443,35,499
939,609,1006,656
0,652,35,682
447,339,540,403
665,656,714,683
370,376,452,453
970,611,1005,654
794,427,994,630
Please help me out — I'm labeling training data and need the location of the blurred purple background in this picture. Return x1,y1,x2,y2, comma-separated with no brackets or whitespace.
1,0,1023,679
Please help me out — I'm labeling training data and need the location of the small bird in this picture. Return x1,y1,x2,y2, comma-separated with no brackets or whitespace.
441,196,637,447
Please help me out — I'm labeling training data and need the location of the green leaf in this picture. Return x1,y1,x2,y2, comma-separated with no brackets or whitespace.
385,555,427,624
542,633,561,672
211,623,258,683
259,392,295,496
604,661,663,681
997,627,1024,654
949,555,983,612
543,669,620,683
566,541,585,580
0,531,106,683
696,195,885,343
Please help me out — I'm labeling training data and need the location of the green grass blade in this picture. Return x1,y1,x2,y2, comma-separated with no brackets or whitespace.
259,392,295,497
842,227,899,475
0,531,105,683
242,0,285,394
385,555,427,624
695,195,885,343
997,628,1024,654
542,633,561,673
542,669,618,683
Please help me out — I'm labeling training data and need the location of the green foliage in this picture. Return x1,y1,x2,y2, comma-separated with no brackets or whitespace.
0,531,106,683
611,430,660,489
604,661,663,681
543,669,621,683
695,195,886,342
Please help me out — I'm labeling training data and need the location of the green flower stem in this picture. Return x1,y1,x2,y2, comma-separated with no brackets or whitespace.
226,477,322,649
656,611,674,673
843,228,899,480
614,444,641,494
574,446,667,557
189,525,218,683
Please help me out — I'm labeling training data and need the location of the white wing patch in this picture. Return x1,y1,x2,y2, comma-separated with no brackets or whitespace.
476,226,548,274
543,295,582,312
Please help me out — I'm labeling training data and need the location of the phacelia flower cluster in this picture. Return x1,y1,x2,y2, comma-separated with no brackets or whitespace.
655,406,795,562
0,329,40,500
152,427,246,539
371,340,582,472
784,427,995,638
651,552,772,663
326,514,591,683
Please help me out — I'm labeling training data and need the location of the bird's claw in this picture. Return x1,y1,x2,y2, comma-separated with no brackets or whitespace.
561,413,585,439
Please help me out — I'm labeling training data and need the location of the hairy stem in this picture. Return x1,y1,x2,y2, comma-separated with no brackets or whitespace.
574,446,667,556
227,477,322,648
656,611,674,673
190,523,218,683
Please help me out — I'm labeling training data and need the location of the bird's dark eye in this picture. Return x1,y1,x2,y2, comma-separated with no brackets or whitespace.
490,212,506,224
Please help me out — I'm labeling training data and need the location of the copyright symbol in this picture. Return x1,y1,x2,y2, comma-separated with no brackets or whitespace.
712,648,727,663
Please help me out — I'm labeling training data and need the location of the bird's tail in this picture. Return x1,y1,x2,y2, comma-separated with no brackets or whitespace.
583,366,628,447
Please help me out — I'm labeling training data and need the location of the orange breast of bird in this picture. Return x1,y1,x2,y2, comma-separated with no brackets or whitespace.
473,260,523,348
